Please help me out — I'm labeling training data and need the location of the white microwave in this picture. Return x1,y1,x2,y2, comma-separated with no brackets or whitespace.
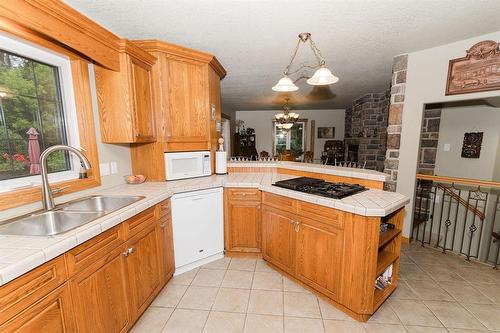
164,151,211,181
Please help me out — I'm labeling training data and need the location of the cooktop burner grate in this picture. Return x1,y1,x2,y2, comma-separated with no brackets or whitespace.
273,177,367,199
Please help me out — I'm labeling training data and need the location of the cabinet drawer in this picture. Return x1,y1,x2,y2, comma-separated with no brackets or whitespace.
123,206,156,239
66,224,125,276
0,256,67,325
297,201,344,229
262,192,295,213
226,188,261,201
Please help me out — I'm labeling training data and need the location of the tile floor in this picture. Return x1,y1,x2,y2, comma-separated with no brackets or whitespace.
131,243,500,333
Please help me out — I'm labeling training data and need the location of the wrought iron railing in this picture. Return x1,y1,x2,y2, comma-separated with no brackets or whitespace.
413,174,500,269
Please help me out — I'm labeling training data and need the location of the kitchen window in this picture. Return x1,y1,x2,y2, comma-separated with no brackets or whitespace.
0,34,80,192
273,120,307,159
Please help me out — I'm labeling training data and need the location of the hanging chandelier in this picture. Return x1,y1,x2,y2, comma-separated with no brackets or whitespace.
275,98,299,131
272,32,339,92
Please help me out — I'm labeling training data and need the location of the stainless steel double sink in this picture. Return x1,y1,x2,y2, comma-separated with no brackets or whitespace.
0,195,144,236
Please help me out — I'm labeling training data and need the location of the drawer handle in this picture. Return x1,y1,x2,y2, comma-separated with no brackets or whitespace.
122,247,135,257
294,221,300,233
160,223,166,228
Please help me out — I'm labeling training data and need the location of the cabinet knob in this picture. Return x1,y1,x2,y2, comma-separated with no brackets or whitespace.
160,223,166,228
122,247,135,257
136,133,142,137
294,221,301,233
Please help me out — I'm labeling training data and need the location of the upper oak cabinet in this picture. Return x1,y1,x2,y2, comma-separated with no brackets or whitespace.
130,40,226,180
95,39,157,143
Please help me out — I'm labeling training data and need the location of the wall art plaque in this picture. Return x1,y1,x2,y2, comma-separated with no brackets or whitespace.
461,132,483,159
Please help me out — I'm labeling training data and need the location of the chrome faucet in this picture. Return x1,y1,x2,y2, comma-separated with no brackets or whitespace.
40,145,91,210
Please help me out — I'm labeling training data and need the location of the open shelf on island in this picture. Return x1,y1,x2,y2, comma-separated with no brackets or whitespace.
376,251,399,277
378,228,402,248
373,282,397,310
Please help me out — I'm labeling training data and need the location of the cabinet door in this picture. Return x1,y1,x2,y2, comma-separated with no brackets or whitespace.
225,199,261,253
69,246,130,333
0,283,75,333
166,60,209,147
131,58,155,141
261,205,296,274
126,223,162,321
295,217,343,300
158,214,175,284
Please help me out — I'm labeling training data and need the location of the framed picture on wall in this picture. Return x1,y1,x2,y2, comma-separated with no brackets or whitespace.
318,127,335,139
461,132,483,158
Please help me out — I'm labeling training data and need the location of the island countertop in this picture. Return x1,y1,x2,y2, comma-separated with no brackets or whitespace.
0,172,409,286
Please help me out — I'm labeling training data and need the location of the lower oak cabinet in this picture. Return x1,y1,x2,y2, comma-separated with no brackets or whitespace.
224,188,262,254
0,199,174,333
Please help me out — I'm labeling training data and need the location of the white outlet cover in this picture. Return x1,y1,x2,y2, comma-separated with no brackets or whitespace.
100,162,110,176
110,161,118,174
443,143,451,152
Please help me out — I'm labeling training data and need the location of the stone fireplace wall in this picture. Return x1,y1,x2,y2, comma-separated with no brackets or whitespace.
417,104,442,175
344,90,390,171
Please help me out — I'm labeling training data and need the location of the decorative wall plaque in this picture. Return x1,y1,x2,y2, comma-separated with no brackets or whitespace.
461,132,483,159
446,40,500,95
318,127,335,139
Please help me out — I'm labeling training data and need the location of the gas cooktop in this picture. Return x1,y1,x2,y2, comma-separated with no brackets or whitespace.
272,177,367,199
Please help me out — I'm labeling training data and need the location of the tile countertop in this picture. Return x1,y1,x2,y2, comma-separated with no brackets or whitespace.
0,172,409,286
227,160,390,182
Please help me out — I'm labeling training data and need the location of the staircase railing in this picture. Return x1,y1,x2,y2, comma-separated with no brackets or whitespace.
413,174,500,268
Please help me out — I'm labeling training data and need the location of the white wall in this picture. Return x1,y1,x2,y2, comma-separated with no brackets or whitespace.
434,105,500,181
235,109,345,160
1,64,132,220
494,134,500,182
398,30,500,237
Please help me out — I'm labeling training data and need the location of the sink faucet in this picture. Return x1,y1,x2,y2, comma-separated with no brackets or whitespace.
40,145,91,210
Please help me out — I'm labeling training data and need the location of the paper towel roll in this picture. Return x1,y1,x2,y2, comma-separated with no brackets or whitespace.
216,151,227,175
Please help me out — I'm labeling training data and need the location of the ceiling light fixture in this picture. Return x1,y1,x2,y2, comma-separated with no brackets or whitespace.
272,32,339,92
275,98,299,132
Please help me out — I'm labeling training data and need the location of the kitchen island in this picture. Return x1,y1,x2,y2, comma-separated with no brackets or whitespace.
0,166,409,328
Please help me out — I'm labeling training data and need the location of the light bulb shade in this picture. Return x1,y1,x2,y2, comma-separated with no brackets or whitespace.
306,67,339,86
272,76,299,92
282,123,294,129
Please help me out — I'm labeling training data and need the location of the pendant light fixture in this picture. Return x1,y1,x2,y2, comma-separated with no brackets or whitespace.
275,98,299,132
272,33,338,92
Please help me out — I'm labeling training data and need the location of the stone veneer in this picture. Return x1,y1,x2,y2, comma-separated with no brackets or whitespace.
383,54,408,191
344,91,390,172
417,104,442,175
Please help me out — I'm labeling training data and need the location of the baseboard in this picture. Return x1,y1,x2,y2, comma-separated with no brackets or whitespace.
173,252,224,275
401,236,411,244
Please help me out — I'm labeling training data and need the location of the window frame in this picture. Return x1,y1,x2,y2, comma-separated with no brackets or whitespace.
0,33,83,191
0,23,101,210
272,119,308,158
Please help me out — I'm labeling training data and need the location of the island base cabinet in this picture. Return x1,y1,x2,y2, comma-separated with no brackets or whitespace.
261,205,296,274
69,245,130,333
126,223,162,322
295,217,343,301
0,283,75,333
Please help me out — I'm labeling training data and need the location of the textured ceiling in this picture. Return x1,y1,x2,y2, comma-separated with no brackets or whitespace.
65,0,500,111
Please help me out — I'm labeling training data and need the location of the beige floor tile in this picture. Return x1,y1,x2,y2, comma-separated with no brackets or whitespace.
203,257,231,270
152,284,188,307
405,326,448,333
255,260,275,273
419,264,465,282
424,300,485,330
474,283,500,303
457,268,498,284
222,270,254,289
438,281,492,304
388,299,442,327
244,314,284,333
161,308,208,333
323,320,366,333
178,286,219,310
131,307,173,333
191,268,226,287
390,280,419,300
284,291,321,318
170,268,199,285
285,317,325,333
283,277,308,293
405,279,454,301
252,271,283,291
212,288,250,313
364,323,406,333
229,258,257,271
202,311,245,333
284,316,324,333
367,302,400,324
447,329,491,333
462,303,500,331
248,289,284,316
318,299,353,321
399,263,432,280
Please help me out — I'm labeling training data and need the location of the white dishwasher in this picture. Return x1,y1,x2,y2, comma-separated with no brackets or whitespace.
171,187,224,274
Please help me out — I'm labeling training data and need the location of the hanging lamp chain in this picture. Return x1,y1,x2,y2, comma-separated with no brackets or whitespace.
283,33,326,76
